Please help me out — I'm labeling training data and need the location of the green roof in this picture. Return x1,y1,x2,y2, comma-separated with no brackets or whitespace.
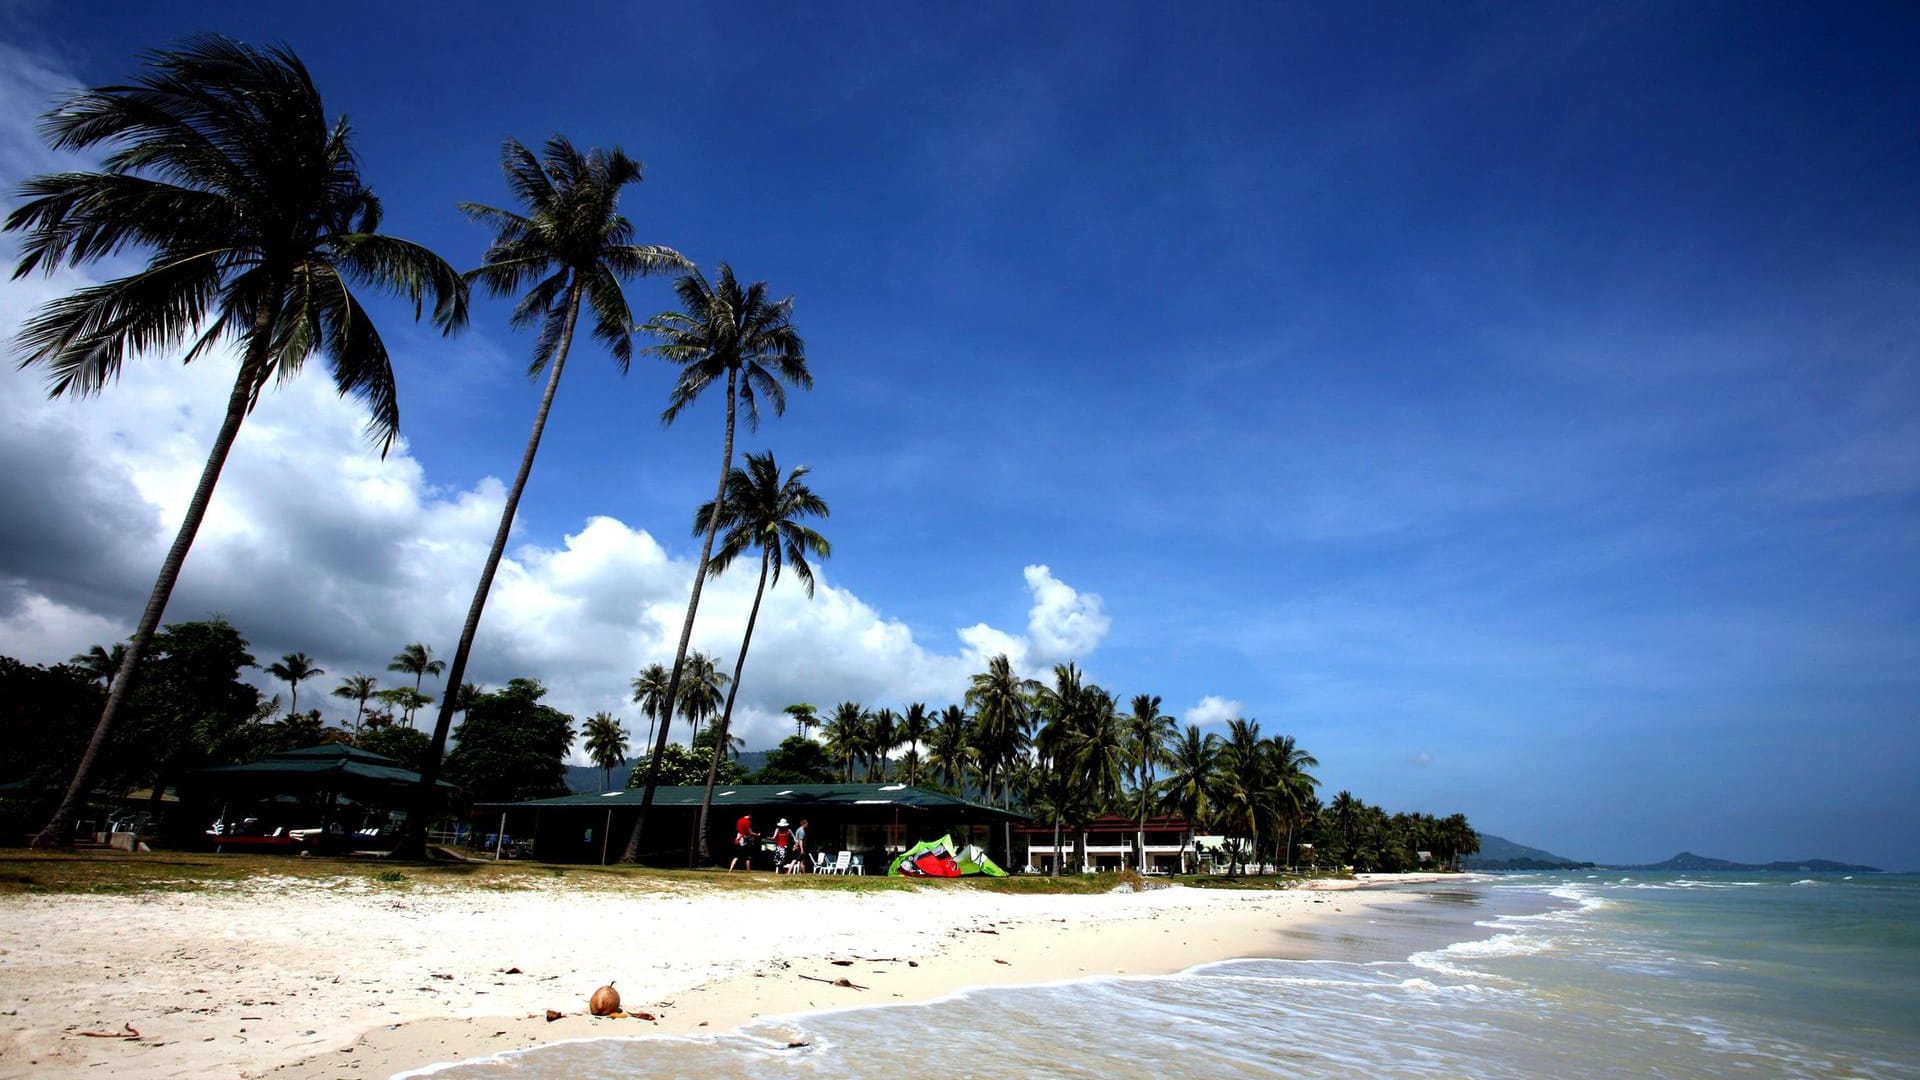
475,782,1025,820
191,743,455,790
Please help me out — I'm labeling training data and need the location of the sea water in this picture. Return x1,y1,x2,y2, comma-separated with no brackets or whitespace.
412,873,1920,1079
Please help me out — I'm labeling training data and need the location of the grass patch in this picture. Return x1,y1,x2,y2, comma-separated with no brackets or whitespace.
0,850,1343,898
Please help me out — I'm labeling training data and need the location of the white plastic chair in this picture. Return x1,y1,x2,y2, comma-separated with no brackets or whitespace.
848,853,865,876
815,851,839,875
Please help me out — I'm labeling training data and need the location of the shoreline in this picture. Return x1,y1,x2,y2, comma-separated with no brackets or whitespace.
0,873,1470,1080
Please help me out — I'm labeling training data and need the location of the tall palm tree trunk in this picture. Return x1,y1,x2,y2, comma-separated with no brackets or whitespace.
32,316,274,850
624,368,738,862
397,282,582,859
693,548,770,865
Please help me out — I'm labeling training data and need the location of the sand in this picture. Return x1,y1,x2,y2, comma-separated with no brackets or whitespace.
0,872,1458,1080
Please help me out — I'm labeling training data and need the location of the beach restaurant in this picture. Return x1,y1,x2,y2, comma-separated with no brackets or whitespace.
1017,815,1201,875
473,782,1029,868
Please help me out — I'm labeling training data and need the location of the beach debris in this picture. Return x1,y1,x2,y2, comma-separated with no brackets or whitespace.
75,1023,141,1039
786,1040,812,1049
503,967,523,974
545,1010,563,1023
830,959,854,966
590,983,621,1016
798,974,867,990
630,1011,657,1021
431,973,453,980
994,959,1010,966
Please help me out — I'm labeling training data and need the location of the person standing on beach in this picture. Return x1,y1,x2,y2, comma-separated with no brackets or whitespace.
729,814,757,871
771,819,794,873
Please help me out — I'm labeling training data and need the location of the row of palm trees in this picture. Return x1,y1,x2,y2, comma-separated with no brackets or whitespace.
794,658,1325,874
4,37,820,851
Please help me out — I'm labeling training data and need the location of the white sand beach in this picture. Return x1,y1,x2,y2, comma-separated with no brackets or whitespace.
0,873,1456,1080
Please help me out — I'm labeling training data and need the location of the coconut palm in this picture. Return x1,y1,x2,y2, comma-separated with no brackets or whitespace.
783,703,819,740
6,37,467,848
676,651,728,744
331,673,378,735
1329,790,1361,866
387,643,445,726
899,703,932,786
69,644,127,689
964,654,1039,807
1159,725,1220,869
926,705,974,791
1215,718,1267,874
583,711,629,791
1266,733,1320,868
689,452,829,861
868,708,900,781
1123,693,1175,871
629,663,671,772
409,135,684,857
627,264,810,860
265,652,324,720
822,702,866,782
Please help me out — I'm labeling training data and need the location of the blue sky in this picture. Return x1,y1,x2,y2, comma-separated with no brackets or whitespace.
1,3,1916,868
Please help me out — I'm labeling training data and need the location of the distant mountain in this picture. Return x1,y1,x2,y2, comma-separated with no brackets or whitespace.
561,752,773,794
1464,832,1593,870
1627,851,1883,873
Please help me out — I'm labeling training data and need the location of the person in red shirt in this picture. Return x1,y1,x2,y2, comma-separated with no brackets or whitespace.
729,814,757,871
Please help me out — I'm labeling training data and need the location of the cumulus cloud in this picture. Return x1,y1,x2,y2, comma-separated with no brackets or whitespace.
1021,564,1109,662
0,323,1111,755
1183,695,1245,728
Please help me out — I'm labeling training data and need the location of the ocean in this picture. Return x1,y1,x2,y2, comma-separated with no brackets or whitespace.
410,872,1920,1079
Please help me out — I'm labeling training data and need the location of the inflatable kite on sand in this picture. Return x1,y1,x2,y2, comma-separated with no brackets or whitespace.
888,834,1009,877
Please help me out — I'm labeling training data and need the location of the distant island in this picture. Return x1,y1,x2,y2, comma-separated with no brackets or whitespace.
1621,851,1883,874
1464,833,1594,870
1464,834,1882,873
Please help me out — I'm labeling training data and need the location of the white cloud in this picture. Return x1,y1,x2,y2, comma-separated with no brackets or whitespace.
1183,695,1244,729
1021,564,1109,663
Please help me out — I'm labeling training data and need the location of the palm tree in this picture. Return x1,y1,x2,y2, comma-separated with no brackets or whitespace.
965,654,1039,807
7,37,467,848
331,673,378,735
868,708,900,781
783,703,820,740
676,651,728,745
690,452,829,861
1159,725,1219,871
583,712,629,791
1266,733,1320,868
1216,718,1267,874
630,663,672,773
387,643,445,727
1123,693,1175,871
899,703,933,786
1329,790,1361,867
627,264,811,861
822,702,866,782
927,705,974,791
410,135,684,858
266,653,325,720
69,644,128,690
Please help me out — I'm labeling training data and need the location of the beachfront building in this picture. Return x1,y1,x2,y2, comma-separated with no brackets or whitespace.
473,782,1027,869
1016,815,1199,875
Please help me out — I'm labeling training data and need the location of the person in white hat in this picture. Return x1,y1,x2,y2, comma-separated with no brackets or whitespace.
771,819,794,873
